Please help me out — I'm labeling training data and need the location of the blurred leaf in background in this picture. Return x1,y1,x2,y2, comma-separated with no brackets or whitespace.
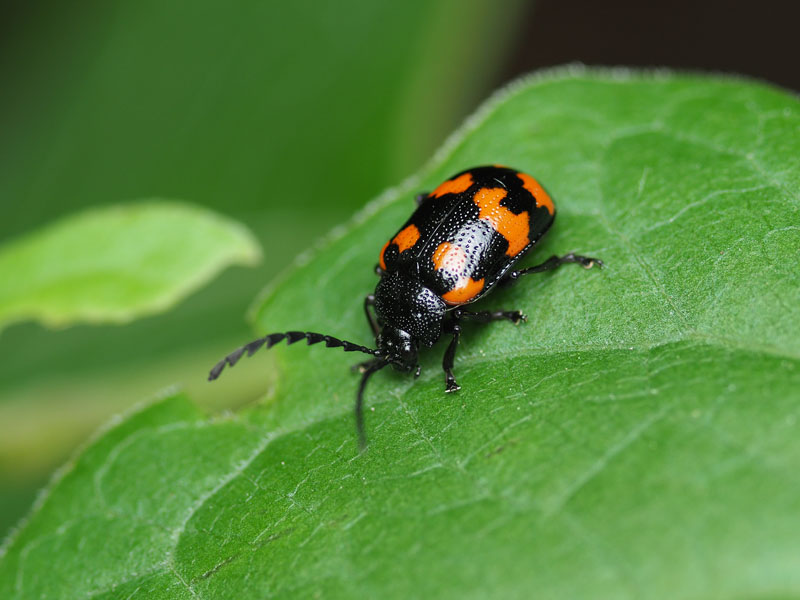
0,202,260,330
0,0,527,537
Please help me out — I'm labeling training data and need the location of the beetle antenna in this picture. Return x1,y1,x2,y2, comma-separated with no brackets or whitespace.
208,331,381,381
355,359,389,452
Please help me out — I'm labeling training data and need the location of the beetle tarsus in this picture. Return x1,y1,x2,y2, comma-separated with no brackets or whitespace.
445,377,461,393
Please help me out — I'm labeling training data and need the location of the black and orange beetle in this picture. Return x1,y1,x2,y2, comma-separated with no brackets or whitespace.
209,166,603,448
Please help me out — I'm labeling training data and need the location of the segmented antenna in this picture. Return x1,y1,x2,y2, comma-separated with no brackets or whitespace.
208,331,381,381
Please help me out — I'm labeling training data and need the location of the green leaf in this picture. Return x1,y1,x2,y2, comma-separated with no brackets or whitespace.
2,67,799,598
0,202,260,331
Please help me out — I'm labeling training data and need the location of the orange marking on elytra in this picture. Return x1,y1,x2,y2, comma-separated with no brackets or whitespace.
442,277,485,305
432,241,466,272
392,223,419,252
381,224,420,269
379,240,390,271
430,172,473,198
392,224,420,253
432,241,484,305
473,187,530,257
517,173,555,215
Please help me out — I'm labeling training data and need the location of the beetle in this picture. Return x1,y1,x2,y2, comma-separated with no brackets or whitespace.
209,165,602,449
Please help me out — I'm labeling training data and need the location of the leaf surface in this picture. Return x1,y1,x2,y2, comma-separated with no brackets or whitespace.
2,67,799,599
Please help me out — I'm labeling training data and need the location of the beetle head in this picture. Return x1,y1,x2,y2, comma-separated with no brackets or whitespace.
376,326,419,373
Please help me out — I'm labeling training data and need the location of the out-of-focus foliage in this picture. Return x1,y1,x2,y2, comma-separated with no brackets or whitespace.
0,202,260,331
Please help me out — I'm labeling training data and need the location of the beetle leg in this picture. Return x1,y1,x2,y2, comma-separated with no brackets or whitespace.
458,309,527,324
506,252,604,281
415,192,431,206
442,322,462,393
351,358,377,373
363,294,380,337
355,359,389,451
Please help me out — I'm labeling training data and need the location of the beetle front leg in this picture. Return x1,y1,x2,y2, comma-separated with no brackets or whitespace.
363,294,380,337
351,358,376,374
442,322,461,393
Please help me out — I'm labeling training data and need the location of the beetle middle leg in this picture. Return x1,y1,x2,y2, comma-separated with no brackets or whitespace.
441,309,525,392
442,321,462,393
505,252,604,282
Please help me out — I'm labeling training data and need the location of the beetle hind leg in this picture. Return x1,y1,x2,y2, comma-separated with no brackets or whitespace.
504,252,604,283
457,309,527,324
